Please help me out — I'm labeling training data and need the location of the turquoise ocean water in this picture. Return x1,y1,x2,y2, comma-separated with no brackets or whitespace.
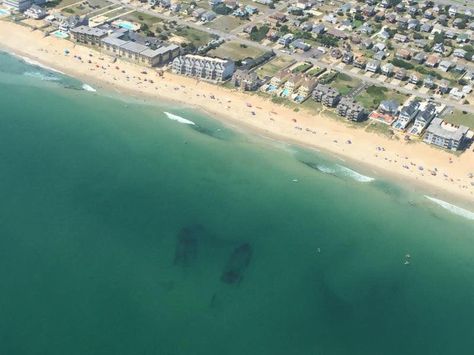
0,51,474,355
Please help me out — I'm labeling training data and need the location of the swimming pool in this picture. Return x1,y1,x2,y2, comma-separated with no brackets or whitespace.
281,88,290,97
266,84,277,92
116,21,138,31
52,30,69,39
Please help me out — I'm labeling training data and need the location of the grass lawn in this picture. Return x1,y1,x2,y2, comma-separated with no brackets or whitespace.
207,41,266,61
173,25,214,46
365,121,395,137
208,16,247,31
193,1,212,11
356,85,408,110
291,62,313,73
255,55,295,78
62,2,99,16
301,99,324,113
443,110,474,130
50,0,84,9
330,72,360,96
122,11,163,28
88,3,121,17
306,67,325,77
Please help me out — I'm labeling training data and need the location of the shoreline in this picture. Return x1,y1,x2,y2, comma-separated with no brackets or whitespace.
1,20,474,209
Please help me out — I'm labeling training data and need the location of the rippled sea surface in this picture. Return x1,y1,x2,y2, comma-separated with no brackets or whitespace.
1,51,474,355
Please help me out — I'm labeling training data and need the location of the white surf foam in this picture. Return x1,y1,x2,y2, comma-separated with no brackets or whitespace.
316,164,337,174
19,55,65,74
425,196,474,221
82,83,97,92
164,112,196,125
23,71,60,81
336,165,375,182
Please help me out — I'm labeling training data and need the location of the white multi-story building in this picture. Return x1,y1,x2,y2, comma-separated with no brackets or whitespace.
3,0,32,12
24,4,46,19
98,29,181,67
172,55,235,82
424,118,472,151
4,0,44,11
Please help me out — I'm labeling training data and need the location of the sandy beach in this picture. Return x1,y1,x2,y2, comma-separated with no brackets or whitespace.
1,20,474,206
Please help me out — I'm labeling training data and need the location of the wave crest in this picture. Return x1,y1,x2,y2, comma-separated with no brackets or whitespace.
23,71,60,81
425,196,474,221
336,165,375,182
164,112,196,125
82,84,96,92
19,56,64,74
316,164,337,174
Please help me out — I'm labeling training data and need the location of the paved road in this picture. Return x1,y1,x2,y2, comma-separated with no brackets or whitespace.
285,49,474,113
111,0,474,113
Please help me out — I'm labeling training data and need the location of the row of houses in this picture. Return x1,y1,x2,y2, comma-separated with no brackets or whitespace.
259,69,318,103
369,97,472,150
386,99,441,135
70,26,180,67
248,66,365,120
340,47,474,100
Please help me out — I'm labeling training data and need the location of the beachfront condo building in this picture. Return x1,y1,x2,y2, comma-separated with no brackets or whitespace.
337,97,366,122
76,28,181,67
312,84,341,107
231,70,261,91
3,0,32,11
172,55,235,82
101,29,180,67
423,118,472,151
70,26,108,46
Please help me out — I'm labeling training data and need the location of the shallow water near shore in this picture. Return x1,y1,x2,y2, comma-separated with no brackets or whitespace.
1,52,474,355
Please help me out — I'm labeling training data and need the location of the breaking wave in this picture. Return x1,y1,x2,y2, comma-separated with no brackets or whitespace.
303,161,374,182
425,196,474,221
82,83,97,92
336,165,375,182
164,112,196,125
19,56,64,74
23,71,60,81
316,164,337,174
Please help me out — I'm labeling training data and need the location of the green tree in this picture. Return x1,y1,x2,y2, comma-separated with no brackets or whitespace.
433,31,445,44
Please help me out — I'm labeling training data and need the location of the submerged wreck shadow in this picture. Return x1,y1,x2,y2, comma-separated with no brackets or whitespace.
189,124,232,141
174,224,205,267
220,243,253,285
